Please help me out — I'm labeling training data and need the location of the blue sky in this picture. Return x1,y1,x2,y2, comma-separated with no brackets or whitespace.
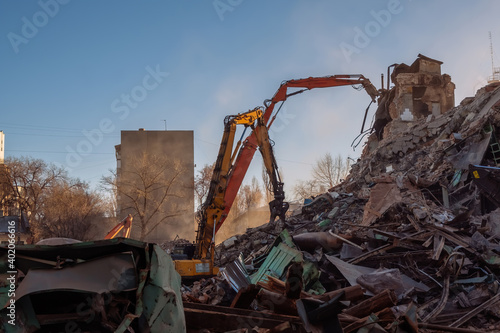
1,0,499,198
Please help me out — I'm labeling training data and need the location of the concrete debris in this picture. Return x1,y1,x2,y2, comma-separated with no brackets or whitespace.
5,56,500,333
181,62,500,332
182,276,235,306
160,237,192,253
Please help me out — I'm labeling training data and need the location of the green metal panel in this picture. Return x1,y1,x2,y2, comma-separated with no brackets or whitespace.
250,242,303,285
141,245,186,332
250,230,326,295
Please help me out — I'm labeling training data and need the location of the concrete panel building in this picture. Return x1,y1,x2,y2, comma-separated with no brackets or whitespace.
115,129,194,243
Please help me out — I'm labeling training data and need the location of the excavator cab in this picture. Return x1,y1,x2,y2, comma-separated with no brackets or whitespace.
171,243,196,261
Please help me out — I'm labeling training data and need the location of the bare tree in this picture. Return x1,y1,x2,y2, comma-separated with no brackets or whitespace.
311,153,351,190
238,176,263,213
216,178,263,243
293,179,323,201
311,153,335,189
1,157,67,226
334,154,351,184
194,163,215,209
0,157,108,241
36,180,104,240
102,153,188,241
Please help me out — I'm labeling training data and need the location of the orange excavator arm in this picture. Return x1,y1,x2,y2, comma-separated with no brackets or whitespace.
214,75,378,233
192,75,378,264
104,214,133,239
194,109,263,260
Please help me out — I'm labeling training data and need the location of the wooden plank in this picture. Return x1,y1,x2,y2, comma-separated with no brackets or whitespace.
230,284,261,309
407,215,422,232
450,293,500,327
348,244,395,264
342,289,397,318
184,302,302,324
342,307,395,333
184,307,302,332
432,234,445,260
257,288,298,316
258,276,364,303
329,230,364,250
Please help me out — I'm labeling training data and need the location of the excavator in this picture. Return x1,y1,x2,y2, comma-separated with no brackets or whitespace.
173,108,288,277
104,214,133,239
174,75,379,278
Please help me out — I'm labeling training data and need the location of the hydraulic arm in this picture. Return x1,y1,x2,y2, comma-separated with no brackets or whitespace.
176,75,378,278
104,214,133,239
194,109,263,260
214,75,378,235
253,117,289,222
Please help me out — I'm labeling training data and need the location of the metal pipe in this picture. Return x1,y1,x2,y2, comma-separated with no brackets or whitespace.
387,63,397,90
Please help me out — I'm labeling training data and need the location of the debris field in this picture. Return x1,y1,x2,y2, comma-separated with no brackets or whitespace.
3,55,500,333
181,56,500,333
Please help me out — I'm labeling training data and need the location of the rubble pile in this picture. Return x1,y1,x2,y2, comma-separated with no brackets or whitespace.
160,237,196,261
181,80,500,332
160,237,192,253
181,276,235,306
0,239,186,332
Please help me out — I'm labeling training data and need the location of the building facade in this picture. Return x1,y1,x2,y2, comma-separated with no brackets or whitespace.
389,54,455,121
115,129,194,243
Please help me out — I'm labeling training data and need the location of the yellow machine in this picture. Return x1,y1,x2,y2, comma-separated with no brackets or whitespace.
174,108,287,278
174,74,378,279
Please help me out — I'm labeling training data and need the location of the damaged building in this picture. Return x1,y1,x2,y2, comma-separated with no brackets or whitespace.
373,54,455,140
181,56,500,332
4,55,500,333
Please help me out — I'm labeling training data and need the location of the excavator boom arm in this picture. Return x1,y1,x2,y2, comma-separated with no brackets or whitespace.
214,75,378,233
104,214,133,240
263,75,378,125
253,118,289,222
195,109,263,259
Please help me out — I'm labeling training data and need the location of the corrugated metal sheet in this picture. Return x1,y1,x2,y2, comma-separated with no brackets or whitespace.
325,255,429,293
142,244,185,332
13,252,137,302
250,242,303,285
222,259,251,292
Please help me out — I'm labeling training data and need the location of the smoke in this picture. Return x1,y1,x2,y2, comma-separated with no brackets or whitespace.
215,208,269,244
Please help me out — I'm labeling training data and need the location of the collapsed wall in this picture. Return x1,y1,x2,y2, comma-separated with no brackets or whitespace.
346,80,500,221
